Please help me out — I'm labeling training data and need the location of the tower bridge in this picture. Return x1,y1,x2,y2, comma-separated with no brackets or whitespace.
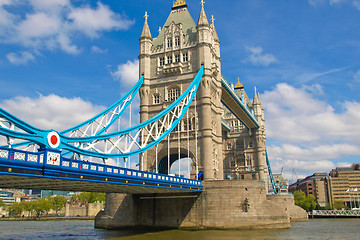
0,0,307,229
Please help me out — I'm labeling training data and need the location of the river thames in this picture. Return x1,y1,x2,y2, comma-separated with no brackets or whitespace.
0,218,359,239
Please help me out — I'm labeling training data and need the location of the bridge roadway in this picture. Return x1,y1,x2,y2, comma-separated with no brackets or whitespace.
0,147,202,194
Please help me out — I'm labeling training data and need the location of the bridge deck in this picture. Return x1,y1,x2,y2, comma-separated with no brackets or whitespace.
0,147,202,194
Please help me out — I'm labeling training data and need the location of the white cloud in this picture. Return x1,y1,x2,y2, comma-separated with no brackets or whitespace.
6,51,35,65
91,45,108,54
111,59,139,87
1,94,104,131
17,12,60,39
68,2,134,38
262,83,360,144
263,83,360,179
243,46,278,66
0,1,134,62
309,0,360,10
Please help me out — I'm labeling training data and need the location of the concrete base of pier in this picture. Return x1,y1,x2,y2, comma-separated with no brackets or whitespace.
95,180,307,230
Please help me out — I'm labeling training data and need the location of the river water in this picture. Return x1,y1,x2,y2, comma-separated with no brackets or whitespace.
0,219,359,240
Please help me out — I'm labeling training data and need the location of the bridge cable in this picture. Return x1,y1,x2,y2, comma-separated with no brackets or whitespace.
195,92,198,180
178,119,181,177
167,113,170,175
186,109,190,178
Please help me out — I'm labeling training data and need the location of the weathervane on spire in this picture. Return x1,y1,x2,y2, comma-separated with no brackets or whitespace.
200,0,205,7
144,11,149,21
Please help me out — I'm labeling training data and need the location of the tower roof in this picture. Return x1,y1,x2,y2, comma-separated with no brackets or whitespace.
197,0,209,26
140,12,152,40
152,4,196,49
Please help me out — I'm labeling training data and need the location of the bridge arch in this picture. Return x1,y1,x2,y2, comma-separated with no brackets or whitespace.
156,148,196,177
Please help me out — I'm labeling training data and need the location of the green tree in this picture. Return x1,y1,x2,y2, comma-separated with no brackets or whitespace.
49,195,67,216
293,190,317,211
0,198,4,208
7,202,24,217
33,198,52,217
71,192,105,204
332,200,347,210
23,201,35,218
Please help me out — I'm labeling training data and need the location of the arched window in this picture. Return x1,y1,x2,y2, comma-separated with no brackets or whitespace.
168,87,180,101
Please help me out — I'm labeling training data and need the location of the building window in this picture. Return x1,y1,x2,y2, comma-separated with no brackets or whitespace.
175,36,180,46
184,118,193,131
230,161,236,168
227,143,232,150
168,87,180,101
167,38,173,48
183,52,188,62
175,54,180,63
153,94,160,104
167,55,173,64
159,57,165,66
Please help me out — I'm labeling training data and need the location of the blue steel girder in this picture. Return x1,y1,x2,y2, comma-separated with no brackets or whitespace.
0,147,202,194
221,76,260,129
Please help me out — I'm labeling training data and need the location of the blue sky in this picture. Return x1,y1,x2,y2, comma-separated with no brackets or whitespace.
1,0,360,181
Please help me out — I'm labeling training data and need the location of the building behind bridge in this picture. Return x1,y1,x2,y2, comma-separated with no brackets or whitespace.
289,164,360,209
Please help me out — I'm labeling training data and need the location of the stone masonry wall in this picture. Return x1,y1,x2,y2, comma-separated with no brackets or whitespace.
95,180,307,229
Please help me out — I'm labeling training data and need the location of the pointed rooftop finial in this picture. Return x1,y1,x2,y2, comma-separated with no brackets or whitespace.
235,78,244,89
254,86,257,95
140,11,152,39
158,27,161,33
211,15,215,25
197,0,209,26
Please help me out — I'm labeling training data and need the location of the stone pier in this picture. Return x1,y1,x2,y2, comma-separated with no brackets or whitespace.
95,180,307,230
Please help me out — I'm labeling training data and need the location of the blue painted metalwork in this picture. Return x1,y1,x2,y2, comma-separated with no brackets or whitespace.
0,147,202,192
221,75,260,129
0,66,204,159
266,149,277,194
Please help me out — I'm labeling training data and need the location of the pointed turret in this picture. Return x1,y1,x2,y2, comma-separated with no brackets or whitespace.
197,0,210,26
210,15,220,43
140,12,152,40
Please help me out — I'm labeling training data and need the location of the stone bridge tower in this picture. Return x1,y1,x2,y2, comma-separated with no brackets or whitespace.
139,1,223,180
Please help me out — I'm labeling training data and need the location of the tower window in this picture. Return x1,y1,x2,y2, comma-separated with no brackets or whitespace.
167,55,173,64
153,94,160,104
167,38,173,48
175,54,180,63
175,36,180,46
168,87,180,101
184,118,193,131
183,52,188,62
159,57,165,66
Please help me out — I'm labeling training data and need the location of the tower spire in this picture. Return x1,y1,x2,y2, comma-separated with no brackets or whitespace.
140,11,152,39
197,0,209,26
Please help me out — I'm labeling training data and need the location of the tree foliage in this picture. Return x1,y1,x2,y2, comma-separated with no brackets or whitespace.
332,200,347,210
0,198,4,208
293,190,317,211
49,195,67,215
5,196,68,218
71,192,105,204
7,202,24,217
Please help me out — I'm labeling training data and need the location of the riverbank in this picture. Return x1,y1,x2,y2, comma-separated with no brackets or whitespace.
0,216,94,221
